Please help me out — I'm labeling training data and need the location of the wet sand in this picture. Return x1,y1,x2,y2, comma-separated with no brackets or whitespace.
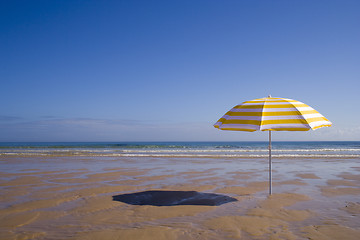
1,156,360,239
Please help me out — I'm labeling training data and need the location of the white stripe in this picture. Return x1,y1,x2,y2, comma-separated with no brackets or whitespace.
262,107,314,112
224,116,262,121
218,124,260,130
230,108,265,112
242,102,305,106
309,121,332,128
260,124,310,130
261,115,306,120
302,113,325,119
262,108,299,112
295,107,316,111
264,103,305,106
242,102,264,106
252,98,297,102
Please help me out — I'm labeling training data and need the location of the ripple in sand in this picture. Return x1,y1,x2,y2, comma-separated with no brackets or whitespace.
302,224,360,240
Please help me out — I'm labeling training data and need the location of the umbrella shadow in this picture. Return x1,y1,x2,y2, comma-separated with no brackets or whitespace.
112,190,237,206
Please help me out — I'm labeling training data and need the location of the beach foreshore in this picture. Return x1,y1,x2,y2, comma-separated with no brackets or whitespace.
1,155,359,239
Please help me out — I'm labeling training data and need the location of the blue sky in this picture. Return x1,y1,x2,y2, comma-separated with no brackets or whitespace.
1,0,359,142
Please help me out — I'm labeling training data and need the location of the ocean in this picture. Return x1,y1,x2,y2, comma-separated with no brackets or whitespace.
1,141,359,158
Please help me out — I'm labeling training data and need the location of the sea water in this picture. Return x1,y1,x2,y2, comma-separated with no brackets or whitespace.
0,141,359,158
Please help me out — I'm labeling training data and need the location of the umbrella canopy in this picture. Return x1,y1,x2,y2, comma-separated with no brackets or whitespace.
214,96,332,195
214,96,332,132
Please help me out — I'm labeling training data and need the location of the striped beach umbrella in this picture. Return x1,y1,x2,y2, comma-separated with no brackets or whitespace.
214,96,332,195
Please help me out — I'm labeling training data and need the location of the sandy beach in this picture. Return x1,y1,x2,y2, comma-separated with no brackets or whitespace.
1,155,360,240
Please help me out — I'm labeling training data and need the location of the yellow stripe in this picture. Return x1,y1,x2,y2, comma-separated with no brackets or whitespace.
261,117,329,125
234,103,308,109
233,105,264,109
227,110,318,117
226,112,264,116
217,127,256,132
220,119,261,125
216,118,227,123
261,119,309,125
244,99,299,104
304,117,329,123
312,124,332,130
263,128,310,131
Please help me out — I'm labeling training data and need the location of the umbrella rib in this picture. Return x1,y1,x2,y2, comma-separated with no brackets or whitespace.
259,97,267,131
291,102,312,129
264,96,272,195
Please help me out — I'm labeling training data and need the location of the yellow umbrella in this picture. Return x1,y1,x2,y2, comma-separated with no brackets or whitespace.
214,96,332,195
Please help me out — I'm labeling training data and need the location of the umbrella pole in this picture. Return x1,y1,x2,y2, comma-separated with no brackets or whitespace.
269,130,272,195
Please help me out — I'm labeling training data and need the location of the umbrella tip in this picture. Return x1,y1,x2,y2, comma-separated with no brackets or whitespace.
268,94,272,98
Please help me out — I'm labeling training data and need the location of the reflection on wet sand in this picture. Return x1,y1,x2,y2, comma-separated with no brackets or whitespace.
1,155,360,239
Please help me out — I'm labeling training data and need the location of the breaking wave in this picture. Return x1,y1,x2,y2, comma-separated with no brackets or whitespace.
0,142,359,158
